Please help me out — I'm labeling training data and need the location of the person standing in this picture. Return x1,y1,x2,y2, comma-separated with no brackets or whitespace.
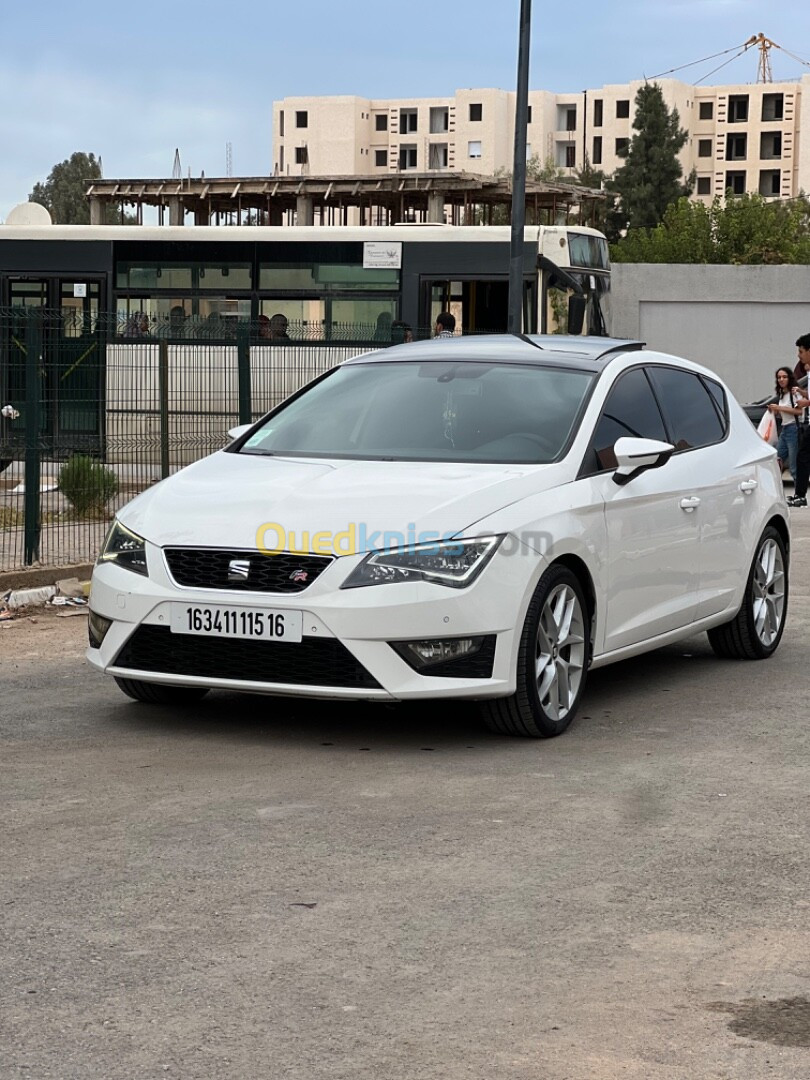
434,311,456,338
787,334,810,507
768,367,803,485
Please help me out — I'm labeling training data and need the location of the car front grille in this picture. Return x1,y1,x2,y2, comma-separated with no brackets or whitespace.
114,626,381,690
164,548,333,594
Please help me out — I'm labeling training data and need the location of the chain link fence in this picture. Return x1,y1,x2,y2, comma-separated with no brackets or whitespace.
1,310,440,572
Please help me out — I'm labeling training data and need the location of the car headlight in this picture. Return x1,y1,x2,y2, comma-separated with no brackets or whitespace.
341,536,502,590
98,519,148,576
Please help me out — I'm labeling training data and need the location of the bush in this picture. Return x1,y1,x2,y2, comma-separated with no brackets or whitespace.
59,455,119,518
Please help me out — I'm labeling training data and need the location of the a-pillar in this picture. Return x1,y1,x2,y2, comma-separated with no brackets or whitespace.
296,195,314,225
90,199,105,225
168,197,184,226
427,193,445,223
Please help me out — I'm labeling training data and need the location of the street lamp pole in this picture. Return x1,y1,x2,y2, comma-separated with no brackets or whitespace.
507,0,533,335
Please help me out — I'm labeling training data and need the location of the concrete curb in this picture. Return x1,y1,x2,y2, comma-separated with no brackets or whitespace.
0,563,94,596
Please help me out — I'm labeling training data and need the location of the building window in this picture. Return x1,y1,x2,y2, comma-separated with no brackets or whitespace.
565,144,576,168
699,101,713,121
615,137,629,156
726,133,747,161
725,170,746,195
375,114,388,131
759,169,781,196
698,139,712,158
375,150,388,167
295,111,308,128
400,109,418,133
760,131,782,159
527,105,532,124
697,177,711,195
295,146,308,165
592,136,602,165
399,144,417,169
566,107,577,131
616,99,630,119
468,140,482,158
430,107,449,133
728,95,749,123
279,145,284,173
762,93,784,121
429,143,448,169
469,103,482,122
593,99,603,127
279,111,285,137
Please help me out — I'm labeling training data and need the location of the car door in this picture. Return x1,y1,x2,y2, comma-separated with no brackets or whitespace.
647,367,750,621
581,366,702,655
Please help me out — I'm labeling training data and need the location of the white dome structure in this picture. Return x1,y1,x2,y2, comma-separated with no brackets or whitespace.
5,202,52,226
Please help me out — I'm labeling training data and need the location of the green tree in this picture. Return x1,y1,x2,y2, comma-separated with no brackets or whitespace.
29,152,135,224
611,193,810,264
606,83,692,240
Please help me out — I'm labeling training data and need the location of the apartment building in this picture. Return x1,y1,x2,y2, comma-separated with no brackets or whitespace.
273,75,810,202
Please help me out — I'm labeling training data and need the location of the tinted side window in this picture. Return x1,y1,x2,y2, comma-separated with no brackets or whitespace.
586,368,667,473
647,367,725,449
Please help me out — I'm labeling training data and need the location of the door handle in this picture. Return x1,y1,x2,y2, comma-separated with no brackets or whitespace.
739,480,758,494
679,496,701,512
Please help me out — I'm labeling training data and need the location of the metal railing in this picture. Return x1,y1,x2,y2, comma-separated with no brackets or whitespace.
0,310,463,571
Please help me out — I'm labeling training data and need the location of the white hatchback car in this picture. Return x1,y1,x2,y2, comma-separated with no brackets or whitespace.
88,335,790,738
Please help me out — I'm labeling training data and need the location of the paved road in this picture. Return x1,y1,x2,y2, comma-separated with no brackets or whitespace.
3,517,810,1079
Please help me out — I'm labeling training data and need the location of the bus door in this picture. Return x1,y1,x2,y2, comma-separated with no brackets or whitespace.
3,277,104,455
421,278,536,337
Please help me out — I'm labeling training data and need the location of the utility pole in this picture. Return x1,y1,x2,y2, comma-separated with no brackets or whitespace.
508,0,533,335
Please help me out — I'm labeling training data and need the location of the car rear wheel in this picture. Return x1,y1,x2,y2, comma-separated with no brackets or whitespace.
114,677,210,705
481,564,589,738
707,525,787,660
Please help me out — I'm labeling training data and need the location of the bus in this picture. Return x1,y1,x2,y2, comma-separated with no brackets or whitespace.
0,222,611,463
0,221,610,339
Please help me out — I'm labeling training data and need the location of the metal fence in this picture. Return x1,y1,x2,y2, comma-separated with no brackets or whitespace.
1,309,425,572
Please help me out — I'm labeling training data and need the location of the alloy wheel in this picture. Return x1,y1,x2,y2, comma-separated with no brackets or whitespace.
752,537,786,647
535,583,586,722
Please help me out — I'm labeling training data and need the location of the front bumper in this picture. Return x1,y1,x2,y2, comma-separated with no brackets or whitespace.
87,541,544,701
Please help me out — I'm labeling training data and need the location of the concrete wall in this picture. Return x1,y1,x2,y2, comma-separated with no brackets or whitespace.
611,263,810,403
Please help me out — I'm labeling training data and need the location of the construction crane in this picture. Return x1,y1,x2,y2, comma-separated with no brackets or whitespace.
743,33,775,83
651,33,810,84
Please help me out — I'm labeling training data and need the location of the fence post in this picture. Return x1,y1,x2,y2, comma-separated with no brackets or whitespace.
237,325,252,425
23,319,43,564
158,339,170,479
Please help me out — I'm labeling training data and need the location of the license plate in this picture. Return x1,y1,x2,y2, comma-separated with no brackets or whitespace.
170,604,303,642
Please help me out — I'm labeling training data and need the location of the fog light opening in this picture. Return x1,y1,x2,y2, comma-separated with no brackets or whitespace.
392,636,485,670
88,610,113,649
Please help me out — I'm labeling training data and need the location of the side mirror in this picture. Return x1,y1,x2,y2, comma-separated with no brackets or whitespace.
567,294,587,336
227,424,253,441
612,437,674,486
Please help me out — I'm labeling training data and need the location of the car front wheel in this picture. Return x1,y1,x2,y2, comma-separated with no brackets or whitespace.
707,525,788,660
114,677,210,705
481,564,589,738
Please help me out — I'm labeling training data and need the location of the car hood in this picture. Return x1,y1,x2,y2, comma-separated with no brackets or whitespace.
119,451,568,553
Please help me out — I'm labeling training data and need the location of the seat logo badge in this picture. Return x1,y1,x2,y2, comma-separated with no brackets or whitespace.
227,559,250,582
290,569,309,583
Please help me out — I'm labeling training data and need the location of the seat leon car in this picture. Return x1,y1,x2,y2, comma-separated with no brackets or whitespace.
87,335,790,738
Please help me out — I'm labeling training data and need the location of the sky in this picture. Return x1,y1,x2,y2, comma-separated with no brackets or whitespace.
2,0,810,218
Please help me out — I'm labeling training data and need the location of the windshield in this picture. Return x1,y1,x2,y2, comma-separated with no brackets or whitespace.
238,360,594,464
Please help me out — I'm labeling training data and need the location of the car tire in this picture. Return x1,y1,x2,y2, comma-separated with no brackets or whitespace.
481,564,589,738
707,525,788,660
114,677,210,705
